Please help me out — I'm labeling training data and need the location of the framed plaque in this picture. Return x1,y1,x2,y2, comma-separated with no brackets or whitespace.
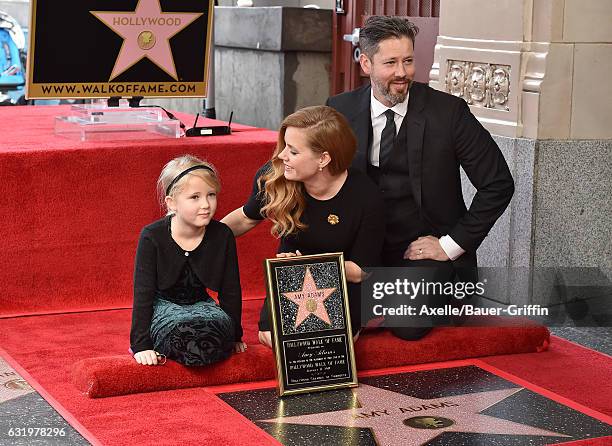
265,253,358,396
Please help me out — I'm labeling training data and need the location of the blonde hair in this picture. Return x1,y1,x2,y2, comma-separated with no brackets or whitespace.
157,155,220,215
260,106,356,237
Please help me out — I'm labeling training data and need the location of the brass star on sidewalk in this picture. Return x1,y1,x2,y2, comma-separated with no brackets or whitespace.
0,358,34,404
282,267,336,329
261,384,570,445
91,0,202,80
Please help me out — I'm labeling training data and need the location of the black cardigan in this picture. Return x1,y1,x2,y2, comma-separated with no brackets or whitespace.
130,217,243,353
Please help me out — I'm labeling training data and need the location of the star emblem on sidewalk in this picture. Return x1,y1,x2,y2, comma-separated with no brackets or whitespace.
261,384,570,445
91,0,202,80
0,358,34,404
282,267,336,329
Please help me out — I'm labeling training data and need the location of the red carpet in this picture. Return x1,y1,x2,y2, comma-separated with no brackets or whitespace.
549,439,612,446
0,105,278,317
0,318,609,446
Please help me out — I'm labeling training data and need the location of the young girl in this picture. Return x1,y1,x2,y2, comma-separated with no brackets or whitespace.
130,155,246,366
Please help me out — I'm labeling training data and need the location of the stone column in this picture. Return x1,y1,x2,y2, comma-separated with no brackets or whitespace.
429,0,612,304
213,6,332,129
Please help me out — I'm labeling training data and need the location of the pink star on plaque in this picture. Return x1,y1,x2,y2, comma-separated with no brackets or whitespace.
282,267,336,329
91,0,202,80
262,384,570,445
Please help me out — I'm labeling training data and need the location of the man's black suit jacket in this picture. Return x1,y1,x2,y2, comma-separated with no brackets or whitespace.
326,82,514,264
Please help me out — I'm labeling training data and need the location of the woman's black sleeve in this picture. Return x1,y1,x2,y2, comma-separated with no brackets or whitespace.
242,163,271,220
347,185,386,268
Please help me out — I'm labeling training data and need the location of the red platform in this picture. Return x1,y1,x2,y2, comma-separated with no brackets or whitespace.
0,105,279,317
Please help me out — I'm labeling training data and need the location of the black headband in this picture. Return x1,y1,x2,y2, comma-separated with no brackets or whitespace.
165,165,215,196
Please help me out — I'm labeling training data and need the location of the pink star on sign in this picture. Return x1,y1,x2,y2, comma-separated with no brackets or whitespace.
91,0,202,80
282,267,336,329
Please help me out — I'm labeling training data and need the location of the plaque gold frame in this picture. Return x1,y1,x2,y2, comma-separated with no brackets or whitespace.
265,252,358,396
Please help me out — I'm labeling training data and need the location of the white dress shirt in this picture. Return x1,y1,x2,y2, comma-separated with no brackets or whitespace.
370,90,408,167
369,90,465,261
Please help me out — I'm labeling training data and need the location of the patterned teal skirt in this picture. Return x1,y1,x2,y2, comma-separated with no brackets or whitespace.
150,297,235,366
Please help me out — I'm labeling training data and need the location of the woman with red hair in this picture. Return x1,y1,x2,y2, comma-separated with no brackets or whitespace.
223,105,384,347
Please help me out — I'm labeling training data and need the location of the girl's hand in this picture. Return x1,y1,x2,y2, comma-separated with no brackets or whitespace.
258,330,273,348
276,250,302,258
134,349,159,365
234,341,247,353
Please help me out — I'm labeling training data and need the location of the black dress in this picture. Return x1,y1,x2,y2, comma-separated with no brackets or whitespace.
243,164,385,332
130,216,242,365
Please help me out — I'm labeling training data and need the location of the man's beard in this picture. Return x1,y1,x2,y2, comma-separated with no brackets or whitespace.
372,76,411,106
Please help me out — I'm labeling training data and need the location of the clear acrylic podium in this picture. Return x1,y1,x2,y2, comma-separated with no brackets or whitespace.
54,101,181,141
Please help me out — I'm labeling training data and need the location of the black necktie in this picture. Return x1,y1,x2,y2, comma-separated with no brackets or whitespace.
379,109,396,167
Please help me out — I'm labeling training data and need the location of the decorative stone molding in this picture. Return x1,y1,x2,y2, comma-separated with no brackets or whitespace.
445,60,511,111
522,43,548,94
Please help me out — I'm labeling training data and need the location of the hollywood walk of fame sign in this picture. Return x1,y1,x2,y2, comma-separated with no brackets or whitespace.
264,253,358,396
27,0,213,99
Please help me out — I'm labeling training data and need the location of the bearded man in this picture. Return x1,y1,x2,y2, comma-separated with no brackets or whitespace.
326,16,514,340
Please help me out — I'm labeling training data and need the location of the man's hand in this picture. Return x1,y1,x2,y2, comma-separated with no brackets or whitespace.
234,341,247,353
404,236,450,261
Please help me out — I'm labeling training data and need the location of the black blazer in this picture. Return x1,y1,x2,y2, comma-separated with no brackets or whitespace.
326,82,514,260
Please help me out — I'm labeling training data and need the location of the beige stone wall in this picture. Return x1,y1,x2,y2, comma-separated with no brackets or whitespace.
430,0,612,139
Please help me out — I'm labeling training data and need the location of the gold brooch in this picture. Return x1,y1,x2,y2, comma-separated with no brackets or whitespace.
327,214,339,225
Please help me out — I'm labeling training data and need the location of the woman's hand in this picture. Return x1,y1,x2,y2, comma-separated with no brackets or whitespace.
276,250,302,258
344,260,365,283
133,349,159,365
258,330,273,348
234,341,247,353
